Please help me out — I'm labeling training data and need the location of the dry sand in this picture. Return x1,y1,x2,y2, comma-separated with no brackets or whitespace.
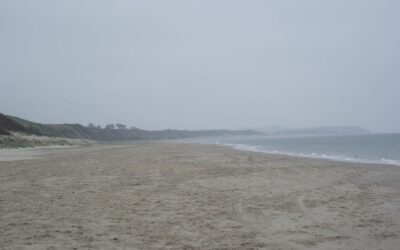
1,142,400,249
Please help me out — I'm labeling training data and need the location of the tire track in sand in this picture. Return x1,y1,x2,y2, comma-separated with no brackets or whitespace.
297,193,354,244
232,199,299,250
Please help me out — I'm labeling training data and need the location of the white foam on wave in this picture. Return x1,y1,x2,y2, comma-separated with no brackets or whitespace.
381,158,400,166
223,143,263,152
219,142,400,166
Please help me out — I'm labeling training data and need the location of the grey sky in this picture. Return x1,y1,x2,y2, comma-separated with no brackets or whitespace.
1,0,399,132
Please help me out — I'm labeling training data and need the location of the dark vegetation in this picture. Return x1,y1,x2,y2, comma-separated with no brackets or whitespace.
0,113,259,141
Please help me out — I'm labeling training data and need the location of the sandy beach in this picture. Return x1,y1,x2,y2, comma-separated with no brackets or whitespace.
1,142,400,249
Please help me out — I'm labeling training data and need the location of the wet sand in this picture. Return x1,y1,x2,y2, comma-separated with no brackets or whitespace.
1,142,400,249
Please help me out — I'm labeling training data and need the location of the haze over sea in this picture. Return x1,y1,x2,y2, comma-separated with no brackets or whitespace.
194,133,400,166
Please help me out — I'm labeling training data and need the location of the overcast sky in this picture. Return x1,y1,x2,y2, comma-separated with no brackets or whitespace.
1,0,399,132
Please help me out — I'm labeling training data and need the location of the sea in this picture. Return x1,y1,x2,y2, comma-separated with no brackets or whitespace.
192,133,400,166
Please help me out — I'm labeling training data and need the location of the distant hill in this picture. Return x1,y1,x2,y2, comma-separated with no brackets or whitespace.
0,113,259,142
255,126,371,136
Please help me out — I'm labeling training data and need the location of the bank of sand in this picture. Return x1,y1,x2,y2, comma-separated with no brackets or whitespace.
1,143,400,249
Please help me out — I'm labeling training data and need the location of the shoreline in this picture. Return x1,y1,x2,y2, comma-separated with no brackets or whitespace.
185,140,400,167
2,139,399,168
